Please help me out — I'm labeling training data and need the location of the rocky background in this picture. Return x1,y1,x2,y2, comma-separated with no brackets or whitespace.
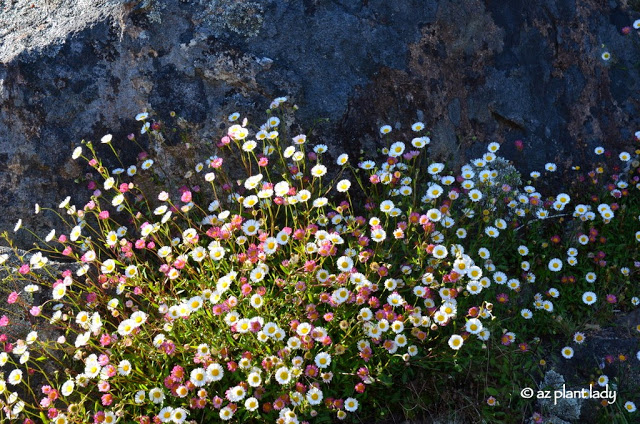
1,0,640,247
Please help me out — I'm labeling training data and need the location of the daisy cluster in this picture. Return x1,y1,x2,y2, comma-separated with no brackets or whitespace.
0,100,639,423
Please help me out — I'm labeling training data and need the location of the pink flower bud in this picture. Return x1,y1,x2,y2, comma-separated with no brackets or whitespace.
514,140,524,151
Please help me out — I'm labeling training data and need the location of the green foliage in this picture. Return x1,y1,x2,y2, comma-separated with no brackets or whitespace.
0,101,638,423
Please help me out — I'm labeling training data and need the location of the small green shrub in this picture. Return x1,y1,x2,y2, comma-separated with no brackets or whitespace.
0,99,638,423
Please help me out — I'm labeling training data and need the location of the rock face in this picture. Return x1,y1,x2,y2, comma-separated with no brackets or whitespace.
1,0,640,247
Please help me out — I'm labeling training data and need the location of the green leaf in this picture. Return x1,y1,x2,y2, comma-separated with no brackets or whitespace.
379,374,393,386
486,387,499,396
314,413,333,423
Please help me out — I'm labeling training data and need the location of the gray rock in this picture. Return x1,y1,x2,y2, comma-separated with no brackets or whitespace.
0,246,80,338
538,370,583,422
0,0,639,247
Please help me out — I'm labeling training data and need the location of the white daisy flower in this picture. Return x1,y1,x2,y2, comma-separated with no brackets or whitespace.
448,335,464,350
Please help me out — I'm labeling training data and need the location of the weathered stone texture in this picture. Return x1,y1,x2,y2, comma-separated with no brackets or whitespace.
1,0,639,246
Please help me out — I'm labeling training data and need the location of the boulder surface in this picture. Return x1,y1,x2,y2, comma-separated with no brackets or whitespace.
1,0,639,247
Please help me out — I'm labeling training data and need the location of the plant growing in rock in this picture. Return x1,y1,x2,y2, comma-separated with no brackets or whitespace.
0,99,638,424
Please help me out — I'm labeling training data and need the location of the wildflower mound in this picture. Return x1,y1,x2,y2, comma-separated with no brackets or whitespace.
0,100,639,423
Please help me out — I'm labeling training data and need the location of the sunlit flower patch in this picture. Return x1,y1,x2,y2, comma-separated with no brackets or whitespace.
0,100,639,423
